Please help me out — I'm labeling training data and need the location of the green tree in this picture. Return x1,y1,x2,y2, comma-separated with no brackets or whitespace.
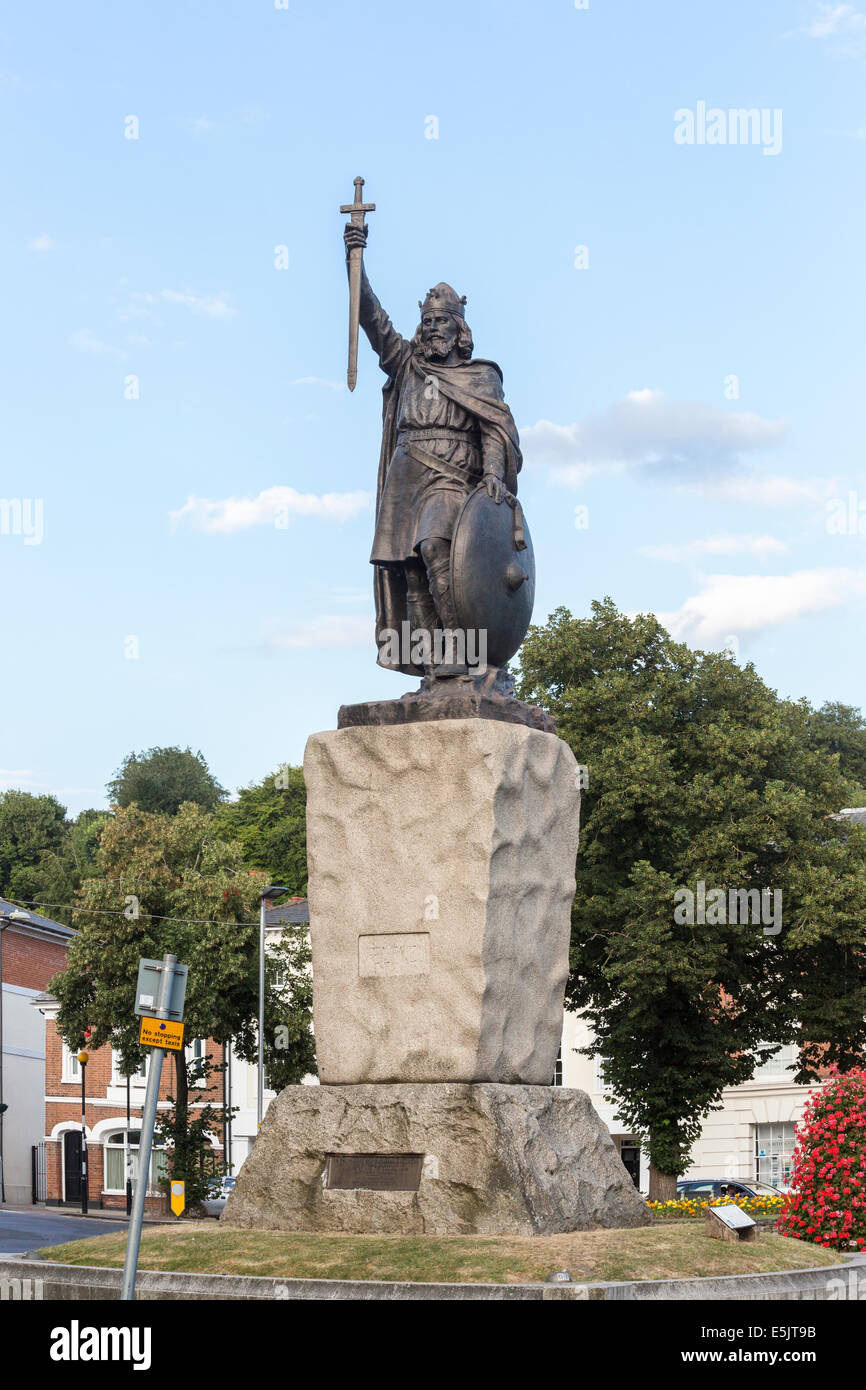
803,701,866,805
67,809,111,883
264,930,315,1090
107,747,227,816
50,802,315,1191
0,789,75,913
214,764,307,895
518,600,866,1199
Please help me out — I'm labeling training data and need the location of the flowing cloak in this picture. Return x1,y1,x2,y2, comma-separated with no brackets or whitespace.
373,347,522,675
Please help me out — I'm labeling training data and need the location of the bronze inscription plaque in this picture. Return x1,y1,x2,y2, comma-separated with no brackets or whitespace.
325,1152,425,1191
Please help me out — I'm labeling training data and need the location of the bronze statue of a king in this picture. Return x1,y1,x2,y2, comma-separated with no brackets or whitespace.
342,179,534,685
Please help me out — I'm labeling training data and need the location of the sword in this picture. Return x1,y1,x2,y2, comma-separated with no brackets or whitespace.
340,176,375,392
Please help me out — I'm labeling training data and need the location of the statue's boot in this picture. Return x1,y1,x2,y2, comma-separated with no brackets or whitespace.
405,563,438,677
423,545,469,680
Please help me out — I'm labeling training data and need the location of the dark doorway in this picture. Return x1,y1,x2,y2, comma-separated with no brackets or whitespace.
620,1142,641,1188
63,1130,82,1203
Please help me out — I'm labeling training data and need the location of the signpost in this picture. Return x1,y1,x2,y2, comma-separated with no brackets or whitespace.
121,953,187,1301
139,1017,184,1050
170,1180,185,1217
705,1202,759,1243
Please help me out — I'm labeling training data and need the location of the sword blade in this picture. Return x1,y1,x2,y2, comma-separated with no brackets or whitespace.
346,245,362,391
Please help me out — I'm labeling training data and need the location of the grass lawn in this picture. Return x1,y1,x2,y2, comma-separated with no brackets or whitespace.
37,1222,843,1286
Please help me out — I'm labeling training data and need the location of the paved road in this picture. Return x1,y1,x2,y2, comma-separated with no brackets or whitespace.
0,1209,124,1256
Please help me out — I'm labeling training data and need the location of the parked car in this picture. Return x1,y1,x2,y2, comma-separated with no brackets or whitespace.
676,1178,784,1201
201,1174,236,1217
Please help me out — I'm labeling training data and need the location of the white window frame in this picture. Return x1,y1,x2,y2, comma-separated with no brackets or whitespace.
61,1042,81,1083
593,1053,610,1093
111,1050,148,1087
755,1121,796,1186
102,1130,167,1196
753,1043,797,1081
186,1037,208,1088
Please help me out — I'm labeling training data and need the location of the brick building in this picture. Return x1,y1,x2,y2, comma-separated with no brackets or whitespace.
0,898,74,1204
33,997,226,1214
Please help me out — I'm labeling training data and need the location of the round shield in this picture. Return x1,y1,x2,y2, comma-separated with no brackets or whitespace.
450,484,535,668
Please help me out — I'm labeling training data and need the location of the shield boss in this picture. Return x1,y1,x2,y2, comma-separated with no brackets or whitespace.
450,485,535,668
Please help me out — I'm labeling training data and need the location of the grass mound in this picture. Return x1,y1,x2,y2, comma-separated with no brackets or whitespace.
39,1221,842,1285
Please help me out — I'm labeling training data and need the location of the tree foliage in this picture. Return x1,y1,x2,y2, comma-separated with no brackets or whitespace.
214,764,307,896
107,746,227,816
0,790,75,909
50,802,315,1177
518,599,866,1188
803,701,866,805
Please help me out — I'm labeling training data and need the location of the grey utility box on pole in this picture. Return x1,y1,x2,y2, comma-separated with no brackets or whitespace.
134,958,187,1021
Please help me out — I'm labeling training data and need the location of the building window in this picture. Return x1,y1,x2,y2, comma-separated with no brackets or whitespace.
111,1051,148,1087
593,1053,609,1093
755,1121,796,1187
552,1046,563,1087
103,1131,168,1195
619,1140,642,1188
61,1043,81,1083
187,1037,207,1086
753,1044,797,1081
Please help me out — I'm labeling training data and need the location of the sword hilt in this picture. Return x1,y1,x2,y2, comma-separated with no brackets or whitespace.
340,174,375,225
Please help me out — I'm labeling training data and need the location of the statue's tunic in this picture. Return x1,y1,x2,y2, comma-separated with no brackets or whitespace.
361,284,507,567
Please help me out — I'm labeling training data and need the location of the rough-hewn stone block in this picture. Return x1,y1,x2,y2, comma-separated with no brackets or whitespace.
304,720,580,1084
223,1083,650,1235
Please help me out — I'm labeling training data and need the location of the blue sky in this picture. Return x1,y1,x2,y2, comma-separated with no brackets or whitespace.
2,0,866,815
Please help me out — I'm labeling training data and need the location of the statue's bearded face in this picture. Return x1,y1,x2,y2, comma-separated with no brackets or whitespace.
420,310,459,361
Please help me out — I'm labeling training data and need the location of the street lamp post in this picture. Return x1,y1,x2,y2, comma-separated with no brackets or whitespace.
77,1050,89,1215
126,1071,132,1216
258,886,289,1131
0,908,32,1204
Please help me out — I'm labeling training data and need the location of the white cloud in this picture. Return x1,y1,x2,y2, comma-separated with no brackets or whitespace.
170,485,372,533
522,390,787,486
640,534,789,563
292,376,346,392
69,328,126,359
658,566,866,645
0,769,39,788
117,291,158,323
190,116,215,135
681,473,830,506
789,3,866,52
793,3,866,37
160,289,236,319
29,234,55,252
267,615,372,650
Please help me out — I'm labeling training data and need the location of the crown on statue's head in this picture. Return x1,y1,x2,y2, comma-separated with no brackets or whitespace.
419,283,467,319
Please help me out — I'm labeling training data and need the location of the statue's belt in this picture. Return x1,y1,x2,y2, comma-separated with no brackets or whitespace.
398,434,483,488
397,433,526,551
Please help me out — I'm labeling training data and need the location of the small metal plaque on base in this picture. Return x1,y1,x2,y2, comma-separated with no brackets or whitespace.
325,1153,425,1191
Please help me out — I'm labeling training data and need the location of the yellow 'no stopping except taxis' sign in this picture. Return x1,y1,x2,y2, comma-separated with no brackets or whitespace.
139,1016,185,1050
